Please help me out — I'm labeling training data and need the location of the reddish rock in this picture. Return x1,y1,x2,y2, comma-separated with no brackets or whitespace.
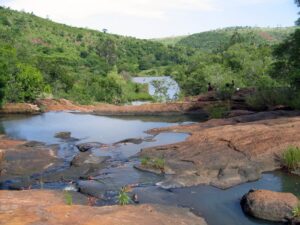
0,103,40,114
141,111,300,189
241,190,299,222
0,190,207,225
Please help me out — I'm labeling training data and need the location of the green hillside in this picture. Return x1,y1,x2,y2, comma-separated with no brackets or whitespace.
151,35,187,46
0,6,188,104
176,27,296,52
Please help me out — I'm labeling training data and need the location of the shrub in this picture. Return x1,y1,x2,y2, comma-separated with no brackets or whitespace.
64,191,73,205
117,186,131,206
140,156,165,171
282,146,300,171
207,104,230,119
293,203,300,217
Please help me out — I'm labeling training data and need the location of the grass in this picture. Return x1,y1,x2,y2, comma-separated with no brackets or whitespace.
282,146,300,171
117,186,131,206
207,105,229,119
140,156,165,171
293,203,300,217
64,191,73,205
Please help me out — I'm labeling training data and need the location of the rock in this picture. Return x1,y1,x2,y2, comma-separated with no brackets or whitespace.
0,149,4,175
241,190,299,222
0,103,41,114
0,190,207,225
76,142,104,152
114,138,144,145
141,111,300,189
70,152,108,167
54,131,71,139
0,136,64,187
227,110,255,118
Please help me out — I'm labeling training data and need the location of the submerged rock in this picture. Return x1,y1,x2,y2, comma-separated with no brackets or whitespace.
70,152,108,168
241,189,299,222
76,142,104,152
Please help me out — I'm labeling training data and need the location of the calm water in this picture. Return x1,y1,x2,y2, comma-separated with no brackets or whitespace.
0,112,299,225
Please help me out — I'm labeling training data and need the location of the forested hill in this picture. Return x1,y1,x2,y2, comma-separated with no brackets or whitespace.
0,7,189,104
155,27,296,52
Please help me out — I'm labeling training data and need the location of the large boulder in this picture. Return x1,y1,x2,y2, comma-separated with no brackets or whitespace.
241,190,299,222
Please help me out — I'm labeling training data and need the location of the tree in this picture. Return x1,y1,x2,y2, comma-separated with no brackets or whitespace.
271,1,300,88
296,0,300,25
5,63,45,102
0,43,17,106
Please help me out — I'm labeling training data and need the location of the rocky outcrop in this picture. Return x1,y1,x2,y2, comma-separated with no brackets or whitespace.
0,103,41,114
0,190,207,225
241,190,299,222
139,111,300,189
0,137,62,184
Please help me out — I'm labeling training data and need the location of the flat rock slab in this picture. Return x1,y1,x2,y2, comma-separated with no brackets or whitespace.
241,190,299,222
140,111,300,189
0,190,207,225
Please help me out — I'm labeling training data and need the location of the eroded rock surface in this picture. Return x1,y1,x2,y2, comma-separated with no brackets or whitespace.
0,190,207,225
139,111,300,189
241,190,299,222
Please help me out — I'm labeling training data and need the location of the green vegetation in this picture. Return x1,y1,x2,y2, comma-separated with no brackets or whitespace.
282,146,300,171
0,3,300,108
293,203,300,217
0,7,187,105
117,186,131,206
141,156,165,171
64,191,73,205
175,27,296,52
207,104,230,119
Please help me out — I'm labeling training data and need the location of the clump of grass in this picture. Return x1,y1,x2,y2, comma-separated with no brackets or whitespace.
118,186,131,206
64,191,73,205
207,105,229,119
282,146,300,171
140,156,165,171
293,203,300,217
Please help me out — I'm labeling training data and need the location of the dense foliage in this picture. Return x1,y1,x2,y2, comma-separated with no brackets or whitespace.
0,7,188,104
0,4,299,109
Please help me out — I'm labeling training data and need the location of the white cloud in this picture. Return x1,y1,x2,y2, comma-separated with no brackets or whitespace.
3,0,219,20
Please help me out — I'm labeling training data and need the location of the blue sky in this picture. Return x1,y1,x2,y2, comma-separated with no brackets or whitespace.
1,0,298,38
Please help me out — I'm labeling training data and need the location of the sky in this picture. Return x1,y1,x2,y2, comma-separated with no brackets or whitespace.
1,0,298,39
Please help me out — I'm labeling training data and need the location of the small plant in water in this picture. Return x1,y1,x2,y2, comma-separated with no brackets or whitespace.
293,203,300,217
282,146,300,171
118,186,131,206
64,191,73,205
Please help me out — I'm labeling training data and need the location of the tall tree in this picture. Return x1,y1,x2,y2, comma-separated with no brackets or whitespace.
296,0,300,25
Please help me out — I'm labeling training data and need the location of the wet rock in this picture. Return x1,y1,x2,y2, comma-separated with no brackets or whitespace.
70,152,108,168
0,190,207,225
0,140,62,182
55,131,71,139
241,190,299,222
76,142,104,152
141,111,300,188
114,138,144,145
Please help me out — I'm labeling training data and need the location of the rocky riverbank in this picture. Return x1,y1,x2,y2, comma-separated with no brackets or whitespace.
137,110,300,189
0,190,207,225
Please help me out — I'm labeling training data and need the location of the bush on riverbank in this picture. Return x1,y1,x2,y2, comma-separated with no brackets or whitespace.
282,146,300,171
